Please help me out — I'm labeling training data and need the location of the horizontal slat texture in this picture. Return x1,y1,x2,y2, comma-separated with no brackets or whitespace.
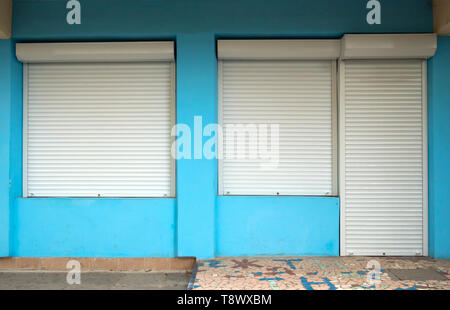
342,60,424,256
220,60,333,195
25,62,174,197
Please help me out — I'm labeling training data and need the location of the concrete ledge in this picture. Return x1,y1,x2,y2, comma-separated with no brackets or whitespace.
0,257,196,272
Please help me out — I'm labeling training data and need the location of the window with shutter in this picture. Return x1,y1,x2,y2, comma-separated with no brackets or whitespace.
217,40,339,196
21,42,175,197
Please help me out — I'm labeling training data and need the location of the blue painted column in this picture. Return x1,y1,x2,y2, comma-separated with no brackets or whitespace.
176,33,217,259
0,40,12,257
428,36,450,259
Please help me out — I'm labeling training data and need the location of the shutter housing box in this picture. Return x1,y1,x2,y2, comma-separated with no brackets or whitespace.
16,42,175,63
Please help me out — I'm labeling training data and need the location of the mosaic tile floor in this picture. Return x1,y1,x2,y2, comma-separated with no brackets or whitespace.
193,257,450,290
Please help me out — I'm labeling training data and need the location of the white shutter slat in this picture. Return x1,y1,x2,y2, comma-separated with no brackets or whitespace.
220,60,334,196
25,62,174,197
341,60,425,256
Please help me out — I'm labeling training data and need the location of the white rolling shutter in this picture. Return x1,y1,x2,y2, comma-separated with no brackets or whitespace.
24,62,175,197
340,60,426,256
219,60,336,196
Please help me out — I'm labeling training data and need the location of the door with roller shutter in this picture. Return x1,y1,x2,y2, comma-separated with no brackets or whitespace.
339,59,428,256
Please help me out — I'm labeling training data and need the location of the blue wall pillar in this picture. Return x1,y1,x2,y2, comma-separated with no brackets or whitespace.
0,40,12,257
428,36,450,259
176,33,217,259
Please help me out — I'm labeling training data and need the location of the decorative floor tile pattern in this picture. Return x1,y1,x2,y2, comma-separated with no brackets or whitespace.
193,257,450,290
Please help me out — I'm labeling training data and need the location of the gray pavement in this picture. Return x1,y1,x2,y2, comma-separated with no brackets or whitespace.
0,271,191,290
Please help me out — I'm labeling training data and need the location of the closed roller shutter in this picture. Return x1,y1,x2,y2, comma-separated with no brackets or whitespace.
340,60,426,256
219,60,336,196
24,62,175,197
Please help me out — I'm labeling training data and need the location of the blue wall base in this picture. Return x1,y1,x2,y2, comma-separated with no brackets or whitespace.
216,196,340,257
13,198,176,257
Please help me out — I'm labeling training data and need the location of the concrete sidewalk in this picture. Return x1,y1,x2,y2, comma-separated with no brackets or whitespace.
2,256,449,290
0,271,191,290
193,257,450,290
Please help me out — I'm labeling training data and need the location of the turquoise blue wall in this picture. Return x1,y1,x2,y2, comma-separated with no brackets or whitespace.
0,40,13,256
217,197,339,256
176,34,217,258
13,198,176,257
428,36,450,259
0,0,443,259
